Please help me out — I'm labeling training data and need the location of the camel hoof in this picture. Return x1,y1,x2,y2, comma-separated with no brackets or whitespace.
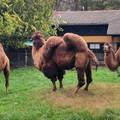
52,88,57,92
74,89,79,94
74,91,77,94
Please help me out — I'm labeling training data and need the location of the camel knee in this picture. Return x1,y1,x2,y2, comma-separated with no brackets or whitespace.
4,70,9,78
77,80,85,87
86,72,93,84
74,80,85,94
4,68,10,85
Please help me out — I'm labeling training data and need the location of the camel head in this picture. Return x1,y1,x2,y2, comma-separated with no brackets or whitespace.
31,32,45,50
104,43,113,53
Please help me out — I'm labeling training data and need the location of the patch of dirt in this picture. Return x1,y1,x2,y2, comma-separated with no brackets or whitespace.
43,83,120,112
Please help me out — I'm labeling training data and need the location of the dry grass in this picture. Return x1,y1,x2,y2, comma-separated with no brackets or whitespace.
43,83,120,113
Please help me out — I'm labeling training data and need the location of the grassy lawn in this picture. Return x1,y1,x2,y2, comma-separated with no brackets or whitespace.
0,66,120,120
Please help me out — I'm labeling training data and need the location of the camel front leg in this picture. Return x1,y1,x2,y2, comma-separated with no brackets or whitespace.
59,78,63,89
57,70,65,89
51,77,57,92
4,62,10,95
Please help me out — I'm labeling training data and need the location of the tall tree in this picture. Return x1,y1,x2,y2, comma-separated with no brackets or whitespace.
0,0,56,48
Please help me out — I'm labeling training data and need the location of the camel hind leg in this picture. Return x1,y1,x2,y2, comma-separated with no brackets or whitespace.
84,60,93,91
74,53,87,93
3,62,10,95
74,68,85,93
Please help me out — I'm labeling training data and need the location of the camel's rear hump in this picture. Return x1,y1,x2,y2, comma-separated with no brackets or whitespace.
63,33,88,52
63,33,99,67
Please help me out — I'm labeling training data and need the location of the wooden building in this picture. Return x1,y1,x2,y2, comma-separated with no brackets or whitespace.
54,10,120,61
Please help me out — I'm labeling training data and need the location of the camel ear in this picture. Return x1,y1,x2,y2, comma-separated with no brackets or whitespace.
104,42,109,46
31,33,36,40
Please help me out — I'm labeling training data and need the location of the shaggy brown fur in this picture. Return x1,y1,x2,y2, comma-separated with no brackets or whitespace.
0,43,10,94
32,32,98,93
104,42,120,71
63,33,99,65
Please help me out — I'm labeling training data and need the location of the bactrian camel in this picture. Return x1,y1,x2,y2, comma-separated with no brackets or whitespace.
31,32,99,93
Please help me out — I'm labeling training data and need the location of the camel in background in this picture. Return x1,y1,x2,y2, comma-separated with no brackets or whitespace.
104,42,120,71
31,32,98,93
0,43,10,94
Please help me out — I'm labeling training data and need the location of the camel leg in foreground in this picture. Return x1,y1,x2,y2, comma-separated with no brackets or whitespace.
3,62,10,95
51,77,57,92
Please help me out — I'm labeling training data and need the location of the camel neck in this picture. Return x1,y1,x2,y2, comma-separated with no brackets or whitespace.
105,50,118,71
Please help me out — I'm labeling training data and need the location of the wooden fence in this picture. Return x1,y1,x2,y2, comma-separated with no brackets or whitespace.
5,47,104,68
6,48,33,68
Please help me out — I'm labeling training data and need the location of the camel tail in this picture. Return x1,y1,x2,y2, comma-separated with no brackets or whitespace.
87,49,99,71
95,63,98,71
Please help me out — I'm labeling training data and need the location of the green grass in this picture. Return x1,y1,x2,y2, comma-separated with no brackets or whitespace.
0,67,120,120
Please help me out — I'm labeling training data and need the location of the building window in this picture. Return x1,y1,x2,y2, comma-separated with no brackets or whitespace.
90,43,100,49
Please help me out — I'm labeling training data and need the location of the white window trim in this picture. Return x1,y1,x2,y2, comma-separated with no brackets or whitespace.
90,43,100,49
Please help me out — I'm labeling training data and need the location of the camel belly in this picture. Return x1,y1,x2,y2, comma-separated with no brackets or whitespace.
53,49,75,69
